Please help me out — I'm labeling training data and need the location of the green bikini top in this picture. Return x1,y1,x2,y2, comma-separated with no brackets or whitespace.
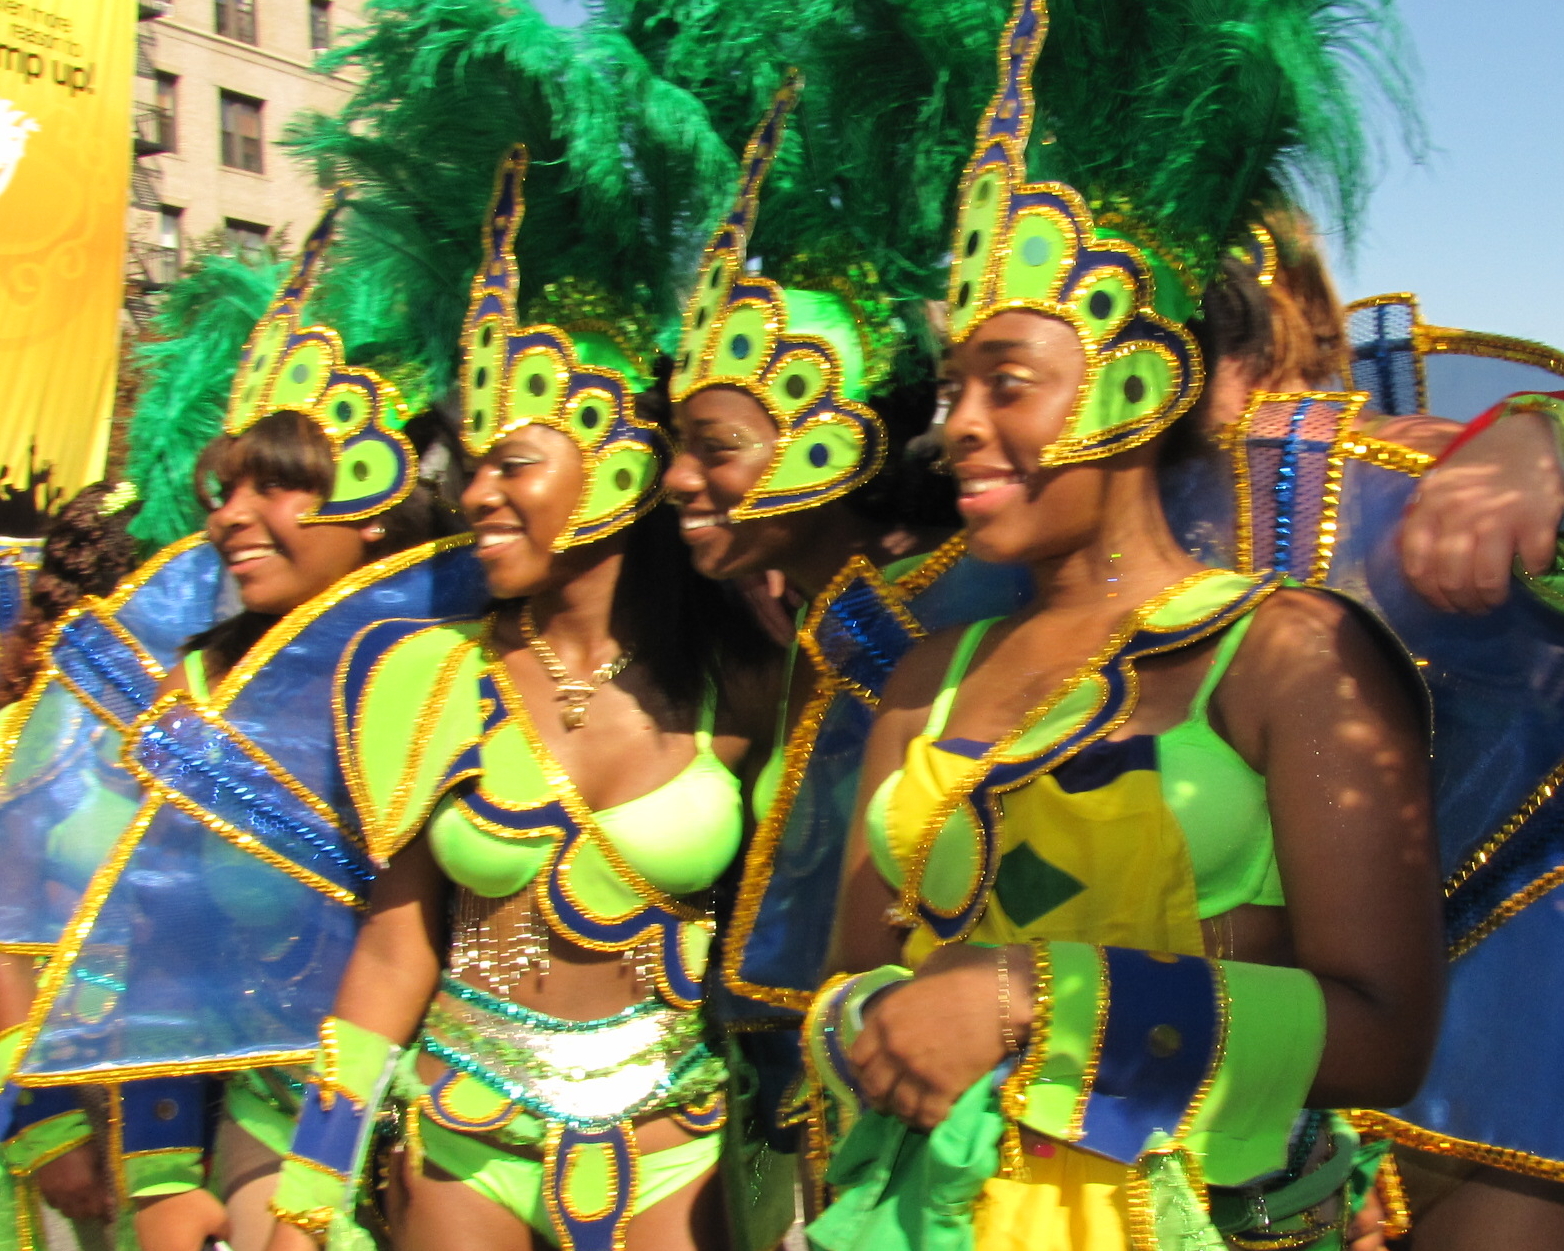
427,689,741,901
867,609,1283,920
340,617,739,1008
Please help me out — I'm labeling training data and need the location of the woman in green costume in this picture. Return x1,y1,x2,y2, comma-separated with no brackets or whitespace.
803,2,1443,1249
117,195,455,1251
264,147,776,1251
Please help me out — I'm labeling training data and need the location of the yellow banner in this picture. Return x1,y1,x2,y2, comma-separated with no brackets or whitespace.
0,0,135,500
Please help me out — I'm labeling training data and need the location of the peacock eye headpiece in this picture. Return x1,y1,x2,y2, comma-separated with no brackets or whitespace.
669,75,889,520
461,147,667,551
225,187,418,523
946,0,1203,465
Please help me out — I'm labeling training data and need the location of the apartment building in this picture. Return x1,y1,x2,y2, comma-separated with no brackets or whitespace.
127,0,361,311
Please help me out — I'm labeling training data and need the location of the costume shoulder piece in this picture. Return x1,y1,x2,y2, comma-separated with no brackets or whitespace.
1208,315,1564,1175
722,537,1031,1022
0,535,224,960
337,616,490,865
13,200,489,1088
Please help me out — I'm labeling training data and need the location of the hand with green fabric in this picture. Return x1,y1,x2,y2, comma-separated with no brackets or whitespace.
851,944,1026,1133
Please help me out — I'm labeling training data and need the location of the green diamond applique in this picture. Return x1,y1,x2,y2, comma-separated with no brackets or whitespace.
994,841,1085,929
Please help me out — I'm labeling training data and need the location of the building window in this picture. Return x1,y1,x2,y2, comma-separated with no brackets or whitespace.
152,72,177,151
151,207,183,285
225,218,269,260
214,0,256,44
219,91,263,173
309,0,331,51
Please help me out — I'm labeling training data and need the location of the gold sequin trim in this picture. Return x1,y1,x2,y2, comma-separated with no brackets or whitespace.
1348,1109,1564,1182
1444,757,1564,958
722,535,974,1011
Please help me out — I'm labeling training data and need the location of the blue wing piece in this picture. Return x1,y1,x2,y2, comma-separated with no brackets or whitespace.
16,539,488,1083
0,538,225,957
1200,386,1564,1169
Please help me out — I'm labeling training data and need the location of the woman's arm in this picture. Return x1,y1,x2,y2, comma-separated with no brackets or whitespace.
265,834,446,1251
1218,588,1443,1107
329,831,447,1045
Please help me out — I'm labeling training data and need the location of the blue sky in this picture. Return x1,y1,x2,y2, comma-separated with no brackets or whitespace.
1329,0,1564,349
536,0,1562,348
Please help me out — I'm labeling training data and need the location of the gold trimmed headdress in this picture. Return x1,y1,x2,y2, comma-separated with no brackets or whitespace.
669,77,889,520
460,148,668,551
946,0,1203,464
948,0,1399,464
225,188,418,523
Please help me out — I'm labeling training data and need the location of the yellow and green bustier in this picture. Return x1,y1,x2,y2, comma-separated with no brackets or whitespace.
807,570,1331,1248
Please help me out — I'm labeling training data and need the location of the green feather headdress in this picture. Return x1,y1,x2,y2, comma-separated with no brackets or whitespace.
125,253,286,551
948,0,1415,464
281,0,739,397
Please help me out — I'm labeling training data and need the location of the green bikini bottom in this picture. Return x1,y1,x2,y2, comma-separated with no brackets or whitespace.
416,1112,722,1244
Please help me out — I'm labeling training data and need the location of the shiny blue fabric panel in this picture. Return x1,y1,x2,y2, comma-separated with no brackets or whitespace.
134,706,373,898
18,544,489,1079
1178,426,1564,1163
1399,895,1564,1161
118,543,227,670
723,557,1031,1026
0,543,224,951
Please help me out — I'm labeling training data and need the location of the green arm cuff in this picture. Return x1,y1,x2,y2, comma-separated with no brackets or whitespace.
346,621,486,864
1185,958,1325,1185
1013,941,1325,1185
3,1109,92,1175
122,1148,205,1198
273,1018,400,1234
0,1024,20,1084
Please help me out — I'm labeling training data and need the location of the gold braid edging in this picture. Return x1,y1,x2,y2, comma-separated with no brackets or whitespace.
1348,1110,1564,1182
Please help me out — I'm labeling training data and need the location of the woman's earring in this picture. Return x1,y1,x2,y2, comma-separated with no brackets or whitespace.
366,525,387,541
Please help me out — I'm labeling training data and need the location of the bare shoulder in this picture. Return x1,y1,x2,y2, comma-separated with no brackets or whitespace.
1220,586,1424,748
879,624,970,721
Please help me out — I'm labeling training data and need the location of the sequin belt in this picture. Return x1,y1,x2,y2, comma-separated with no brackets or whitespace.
419,974,725,1128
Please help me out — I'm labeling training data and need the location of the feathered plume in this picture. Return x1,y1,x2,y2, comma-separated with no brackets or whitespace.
1029,0,1421,280
283,0,738,387
610,0,1013,377
126,253,285,550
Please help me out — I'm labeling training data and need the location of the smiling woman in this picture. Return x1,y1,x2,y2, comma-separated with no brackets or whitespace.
802,3,1443,1250
186,409,445,678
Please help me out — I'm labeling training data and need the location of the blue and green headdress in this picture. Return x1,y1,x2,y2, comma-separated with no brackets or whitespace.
949,0,1406,463
225,188,418,522
461,147,668,550
670,77,890,520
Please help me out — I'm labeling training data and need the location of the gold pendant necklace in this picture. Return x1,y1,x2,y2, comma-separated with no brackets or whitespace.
518,605,633,730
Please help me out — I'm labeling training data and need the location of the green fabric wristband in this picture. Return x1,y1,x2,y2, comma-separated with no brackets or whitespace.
1017,940,1102,1139
319,1017,399,1105
0,1025,21,1086
4,1109,91,1175
123,1148,204,1199
271,1153,346,1236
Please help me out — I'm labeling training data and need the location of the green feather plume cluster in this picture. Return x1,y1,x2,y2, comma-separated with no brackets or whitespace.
1029,0,1421,285
125,253,285,551
282,0,739,390
609,0,1013,378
